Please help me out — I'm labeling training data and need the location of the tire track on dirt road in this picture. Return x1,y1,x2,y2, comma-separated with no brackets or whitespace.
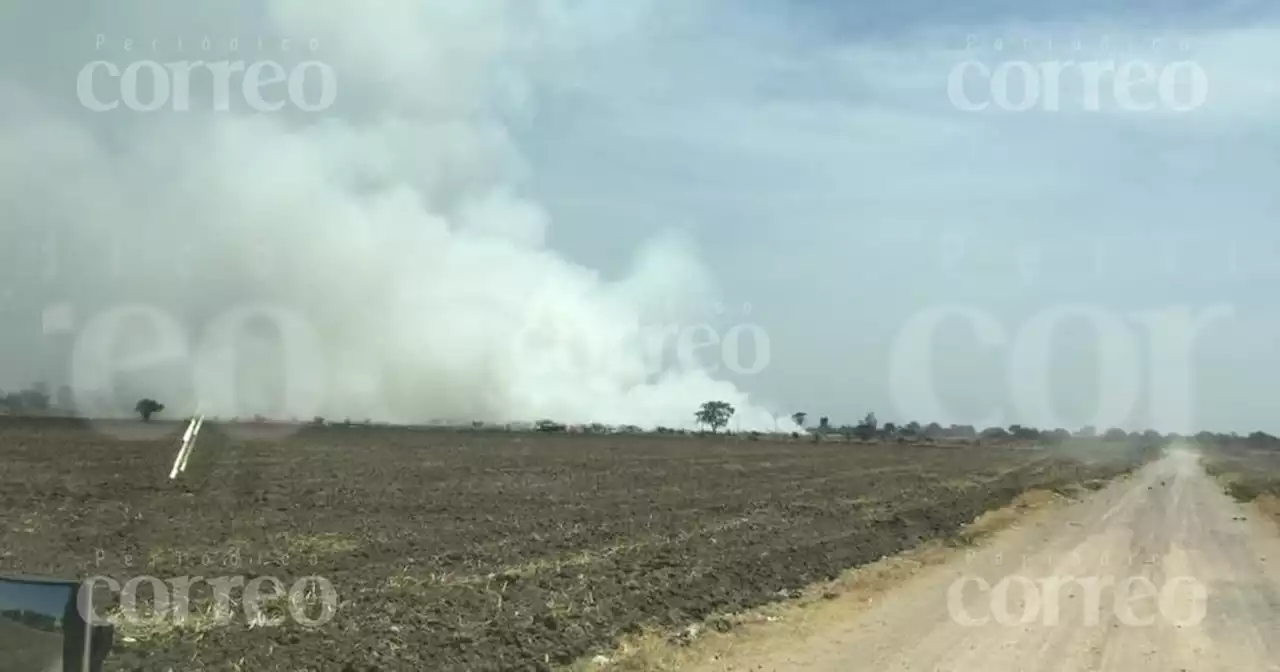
696,445,1280,671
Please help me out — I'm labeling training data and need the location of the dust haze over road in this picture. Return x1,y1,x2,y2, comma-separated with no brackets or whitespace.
706,445,1280,671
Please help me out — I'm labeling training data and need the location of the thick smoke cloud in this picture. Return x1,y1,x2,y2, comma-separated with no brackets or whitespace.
0,1,794,430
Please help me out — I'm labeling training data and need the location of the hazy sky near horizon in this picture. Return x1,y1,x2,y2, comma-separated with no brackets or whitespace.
1,0,1277,432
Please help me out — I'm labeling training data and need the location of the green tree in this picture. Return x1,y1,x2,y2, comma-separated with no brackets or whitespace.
18,384,50,411
135,398,164,422
535,419,566,432
854,412,877,440
1248,431,1278,446
696,401,735,433
981,426,1011,440
0,392,19,411
55,385,75,414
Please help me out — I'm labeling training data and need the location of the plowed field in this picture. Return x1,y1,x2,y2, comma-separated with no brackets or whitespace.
0,417,1157,670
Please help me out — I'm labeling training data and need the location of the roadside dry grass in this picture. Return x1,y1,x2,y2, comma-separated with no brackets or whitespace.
1199,443,1280,528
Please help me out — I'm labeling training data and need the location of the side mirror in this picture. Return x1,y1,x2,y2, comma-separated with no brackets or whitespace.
0,575,114,672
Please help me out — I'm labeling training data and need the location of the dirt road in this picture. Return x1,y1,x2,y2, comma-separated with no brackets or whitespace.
707,446,1280,671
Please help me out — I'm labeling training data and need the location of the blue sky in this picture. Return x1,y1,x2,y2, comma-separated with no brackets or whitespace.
519,0,1280,431
1,0,1277,432
785,0,1278,30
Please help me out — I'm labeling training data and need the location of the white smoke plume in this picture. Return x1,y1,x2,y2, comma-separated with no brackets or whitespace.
0,0,795,431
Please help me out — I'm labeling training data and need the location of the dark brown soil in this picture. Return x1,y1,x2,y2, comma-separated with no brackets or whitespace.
0,416,1157,671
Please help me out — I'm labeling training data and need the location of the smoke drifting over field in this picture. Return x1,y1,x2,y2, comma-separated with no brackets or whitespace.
8,2,1280,433
0,2,793,430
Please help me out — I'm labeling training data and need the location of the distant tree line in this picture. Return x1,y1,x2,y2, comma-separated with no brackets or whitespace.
786,408,1263,446
0,382,75,415
6,386,1280,448
512,401,1280,445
